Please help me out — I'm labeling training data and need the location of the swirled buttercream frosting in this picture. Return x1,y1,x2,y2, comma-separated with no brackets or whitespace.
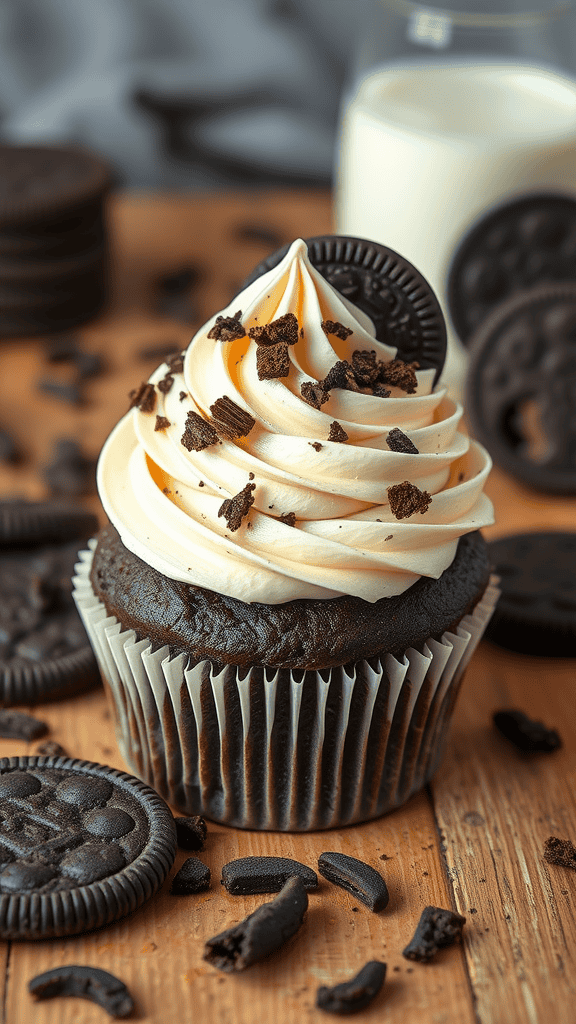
98,239,493,603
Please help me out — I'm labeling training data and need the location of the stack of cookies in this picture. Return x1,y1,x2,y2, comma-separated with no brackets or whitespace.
0,145,112,336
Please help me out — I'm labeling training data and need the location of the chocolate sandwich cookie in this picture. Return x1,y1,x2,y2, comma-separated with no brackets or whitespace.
0,756,176,939
484,532,576,656
466,283,576,494
238,235,447,383
0,145,112,229
0,499,100,704
448,193,576,344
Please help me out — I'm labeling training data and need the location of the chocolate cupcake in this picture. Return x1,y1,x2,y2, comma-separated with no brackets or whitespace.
73,238,498,830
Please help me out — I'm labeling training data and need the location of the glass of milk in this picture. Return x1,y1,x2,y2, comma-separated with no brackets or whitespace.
336,0,576,394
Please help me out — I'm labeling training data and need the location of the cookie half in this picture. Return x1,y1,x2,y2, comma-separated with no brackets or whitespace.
0,756,176,939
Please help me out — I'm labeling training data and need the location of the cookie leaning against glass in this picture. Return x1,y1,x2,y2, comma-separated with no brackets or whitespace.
73,236,498,831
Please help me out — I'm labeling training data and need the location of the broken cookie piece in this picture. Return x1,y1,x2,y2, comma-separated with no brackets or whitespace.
218,482,256,532
181,412,219,452
207,310,246,342
387,481,431,519
210,396,255,439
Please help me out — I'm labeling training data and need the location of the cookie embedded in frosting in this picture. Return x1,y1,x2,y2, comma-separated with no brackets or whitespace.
209,396,255,439
321,320,353,340
249,312,299,347
380,360,419,394
301,381,329,409
256,342,290,380
328,421,348,443
388,481,431,519
181,411,220,452
129,382,156,413
387,428,419,454
218,482,256,532
207,310,246,342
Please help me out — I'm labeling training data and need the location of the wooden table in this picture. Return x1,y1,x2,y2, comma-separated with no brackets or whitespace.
0,191,575,1024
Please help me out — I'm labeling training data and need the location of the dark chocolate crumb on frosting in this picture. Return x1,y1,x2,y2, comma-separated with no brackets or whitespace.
380,360,419,394
181,411,219,452
321,320,353,340
388,481,431,519
157,374,174,395
301,381,329,409
352,349,380,386
543,836,576,870
309,441,323,452
166,351,185,374
279,512,296,527
323,360,360,393
218,482,256,531
387,427,419,454
155,416,171,432
256,343,290,380
249,312,298,347
129,382,156,413
179,391,187,401
328,421,348,443
210,396,255,439
207,310,245,342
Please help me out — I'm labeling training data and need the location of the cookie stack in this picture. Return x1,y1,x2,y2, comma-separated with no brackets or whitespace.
0,145,112,336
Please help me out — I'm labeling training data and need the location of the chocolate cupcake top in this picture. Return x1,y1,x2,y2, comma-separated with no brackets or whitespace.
98,238,493,604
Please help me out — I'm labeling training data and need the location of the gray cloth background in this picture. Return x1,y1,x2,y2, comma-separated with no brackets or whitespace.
0,0,359,188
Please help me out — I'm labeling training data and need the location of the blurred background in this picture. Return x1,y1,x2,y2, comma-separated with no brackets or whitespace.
0,0,359,190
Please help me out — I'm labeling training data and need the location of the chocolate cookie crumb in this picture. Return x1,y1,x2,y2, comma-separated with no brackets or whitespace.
388,481,431,519
352,349,380,386
179,391,187,401
171,857,211,895
256,342,290,380
154,416,171,432
210,396,256,438
36,740,68,758
380,359,419,394
218,482,256,532
316,961,386,1015
279,512,296,527
166,351,185,374
328,421,348,443
129,382,156,413
181,412,219,452
301,381,329,409
0,708,48,741
387,427,419,455
544,836,576,870
157,374,174,395
174,815,207,851
403,906,466,962
208,310,245,342
249,312,298,347
373,384,392,398
493,709,562,753
321,320,353,340
309,441,323,452
323,360,360,393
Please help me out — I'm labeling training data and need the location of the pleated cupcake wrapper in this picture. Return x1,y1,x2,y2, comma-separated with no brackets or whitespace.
73,541,499,831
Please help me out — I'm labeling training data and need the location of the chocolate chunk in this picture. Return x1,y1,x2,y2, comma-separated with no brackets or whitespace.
156,265,200,296
256,343,290,380
321,320,353,341
218,482,255,532
37,378,83,406
171,856,211,894
128,381,156,413
204,876,308,972
157,373,174,394
36,740,68,758
154,416,171,432
181,411,219,452
249,312,299,347
403,906,466,962
323,360,359,393
29,966,134,1018
221,856,318,895
207,310,245,342
174,815,207,851
210,396,255,439
387,428,419,454
279,512,296,527
493,709,561,753
387,481,431,519
316,961,386,1015
543,836,576,870
351,349,380,386
0,709,47,741
309,441,323,452
233,224,284,246
379,359,419,394
328,421,348,443
317,852,389,912
43,439,95,497
301,381,329,409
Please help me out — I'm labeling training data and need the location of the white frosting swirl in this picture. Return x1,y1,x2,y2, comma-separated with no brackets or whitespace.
98,239,494,603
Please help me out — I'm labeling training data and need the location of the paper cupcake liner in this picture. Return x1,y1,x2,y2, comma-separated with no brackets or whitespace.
73,542,499,831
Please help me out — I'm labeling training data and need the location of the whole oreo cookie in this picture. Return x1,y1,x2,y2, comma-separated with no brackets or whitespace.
0,756,176,939
0,500,100,704
0,146,111,229
466,283,576,494
448,193,576,344
485,532,576,656
238,235,447,382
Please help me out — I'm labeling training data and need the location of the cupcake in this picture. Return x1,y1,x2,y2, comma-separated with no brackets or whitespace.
74,237,497,830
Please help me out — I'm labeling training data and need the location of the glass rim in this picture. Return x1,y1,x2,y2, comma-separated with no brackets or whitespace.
382,0,573,29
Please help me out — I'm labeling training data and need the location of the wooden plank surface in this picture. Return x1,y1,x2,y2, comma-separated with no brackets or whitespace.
0,190,574,1024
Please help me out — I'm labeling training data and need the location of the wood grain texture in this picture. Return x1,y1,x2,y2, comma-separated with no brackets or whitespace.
0,190,575,1023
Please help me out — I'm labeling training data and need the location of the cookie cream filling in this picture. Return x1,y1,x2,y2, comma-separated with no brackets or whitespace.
98,239,493,603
